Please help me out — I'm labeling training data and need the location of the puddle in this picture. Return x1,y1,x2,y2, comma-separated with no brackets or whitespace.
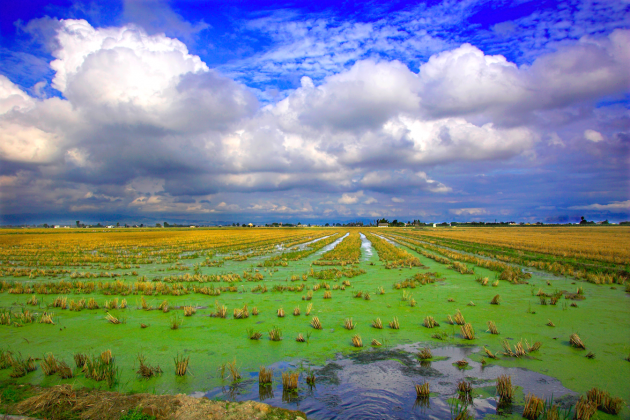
359,233,373,261
198,344,576,419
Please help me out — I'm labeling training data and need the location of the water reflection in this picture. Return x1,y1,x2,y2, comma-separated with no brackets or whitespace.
201,344,576,420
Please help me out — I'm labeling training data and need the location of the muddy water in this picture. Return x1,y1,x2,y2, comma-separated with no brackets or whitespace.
200,344,576,419
360,233,373,261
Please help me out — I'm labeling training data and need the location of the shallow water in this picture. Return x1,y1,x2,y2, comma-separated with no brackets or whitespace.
290,235,334,251
360,233,373,261
313,233,350,257
199,344,576,419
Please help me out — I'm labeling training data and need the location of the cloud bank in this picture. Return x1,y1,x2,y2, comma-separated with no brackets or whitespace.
0,17,628,222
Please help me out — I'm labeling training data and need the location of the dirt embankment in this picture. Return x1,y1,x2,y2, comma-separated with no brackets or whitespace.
2,384,306,420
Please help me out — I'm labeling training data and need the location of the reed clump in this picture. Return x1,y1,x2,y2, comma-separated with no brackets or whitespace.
259,366,273,384
547,319,555,327
183,306,196,316
344,318,356,330
39,312,54,324
277,308,285,317
252,306,259,316
490,294,500,305
417,348,432,360
170,313,183,330
575,396,597,420
496,375,513,402
460,323,475,340
105,312,121,324
389,317,400,329
486,321,499,334
293,306,300,316
174,354,190,376
282,371,299,390
570,333,585,349
351,334,363,347
523,394,544,420
323,291,332,299
372,318,383,329
457,380,473,395
453,310,465,325
415,382,430,397
269,326,283,341
306,303,313,316
483,347,497,359
74,353,87,369
371,339,381,346
311,316,322,330
233,304,249,319
136,353,162,379
40,353,58,376
423,316,439,328
247,328,262,340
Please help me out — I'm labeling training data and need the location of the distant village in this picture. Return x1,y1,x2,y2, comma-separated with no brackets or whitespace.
6,216,626,229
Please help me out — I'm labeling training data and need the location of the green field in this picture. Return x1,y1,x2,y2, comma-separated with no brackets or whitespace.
0,227,629,419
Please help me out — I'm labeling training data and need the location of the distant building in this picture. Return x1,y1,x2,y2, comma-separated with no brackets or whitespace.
189,225,196,228
378,223,389,227
248,223,254,227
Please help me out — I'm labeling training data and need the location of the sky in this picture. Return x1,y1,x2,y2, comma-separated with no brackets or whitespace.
0,0,629,225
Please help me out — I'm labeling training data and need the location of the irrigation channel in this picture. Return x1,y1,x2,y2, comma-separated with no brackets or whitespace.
200,344,576,419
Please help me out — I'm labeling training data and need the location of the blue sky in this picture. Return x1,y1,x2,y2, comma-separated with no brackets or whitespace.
0,0,628,225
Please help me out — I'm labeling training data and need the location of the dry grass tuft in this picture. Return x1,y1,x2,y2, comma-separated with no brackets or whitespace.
448,297,455,302
247,328,262,340
415,382,430,397
570,333,586,349
575,396,597,420
282,371,299,390
41,353,58,376
277,307,285,317
87,298,99,310
486,321,499,334
460,323,475,340
252,306,259,316
323,291,332,299
496,375,513,402
453,310,465,325
483,346,497,359
372,318,383,329
268,326,283,341
306,303,313,316
363,292,371,301
26,295,38,305
259,366,273,384
523,394,544,420
423,316,439,328
296,333,306,342
170,313,183,330
39,312,54,324
213,301,227,318
525,339,542,353
293,306,301,316
311,316,322,330
457,380,473,395
417,348,432,360
233,304,249,319
492,279,499,287
136,353,162,379
74,353,87,369
455,360,468,368
174,354,190,376
183,306,196,316
389,317,400,329
490,294,500,305
351,334,363,347
105,312,120,324
344,317,356,330
371,339,381,346
547,319,555,327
